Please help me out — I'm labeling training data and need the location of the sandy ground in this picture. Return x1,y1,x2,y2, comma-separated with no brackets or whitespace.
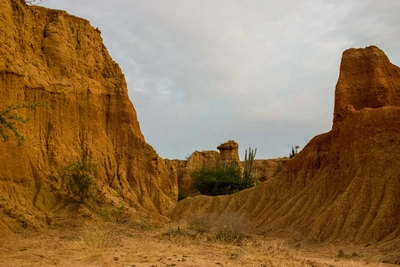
0,220,397,267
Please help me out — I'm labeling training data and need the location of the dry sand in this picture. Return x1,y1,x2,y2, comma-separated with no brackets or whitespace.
0,220,395,267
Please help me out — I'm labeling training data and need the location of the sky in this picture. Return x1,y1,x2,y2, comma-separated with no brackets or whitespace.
39,0,400,160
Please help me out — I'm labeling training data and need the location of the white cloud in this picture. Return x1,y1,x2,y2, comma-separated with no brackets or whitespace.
43,0,400,159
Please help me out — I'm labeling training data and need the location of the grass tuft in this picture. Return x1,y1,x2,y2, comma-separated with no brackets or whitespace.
75,224,114,250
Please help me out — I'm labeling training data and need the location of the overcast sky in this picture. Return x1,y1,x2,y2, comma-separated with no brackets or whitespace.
40,0,400,159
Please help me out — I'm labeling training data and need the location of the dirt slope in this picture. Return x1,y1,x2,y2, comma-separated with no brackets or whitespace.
171,46,400,249
0,0,178,234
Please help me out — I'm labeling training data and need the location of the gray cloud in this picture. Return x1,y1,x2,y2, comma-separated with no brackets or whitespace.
43,0,400,159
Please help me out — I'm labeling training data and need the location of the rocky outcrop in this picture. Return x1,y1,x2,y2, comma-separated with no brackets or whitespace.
171,46,400,248
0,0,177,233
217,140,240,163
333,46,400,123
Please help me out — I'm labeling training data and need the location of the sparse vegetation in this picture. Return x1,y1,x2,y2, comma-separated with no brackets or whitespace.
209,213,249,244
191,159,243,196
191,148,259,196
75,224,114,250
0,102,47,145
164,213,249,245
134,215,158,230
289,145,300,158
243,147,259,188
61,159,97,203
187,214,212,233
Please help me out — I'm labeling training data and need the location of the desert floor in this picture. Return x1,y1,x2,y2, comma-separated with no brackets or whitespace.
0,217,397,267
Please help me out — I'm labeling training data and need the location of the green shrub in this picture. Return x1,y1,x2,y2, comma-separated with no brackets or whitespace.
191,147,259,196
191,160,244,196
0,102,47,145
61,160,96,202
178,190,188,201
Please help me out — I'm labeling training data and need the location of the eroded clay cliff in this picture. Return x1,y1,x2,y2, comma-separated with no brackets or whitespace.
0,0,177,233
171,46,400,249
253,158,288,182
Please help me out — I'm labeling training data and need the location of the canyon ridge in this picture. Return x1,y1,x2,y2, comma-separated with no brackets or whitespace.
1,0,400,266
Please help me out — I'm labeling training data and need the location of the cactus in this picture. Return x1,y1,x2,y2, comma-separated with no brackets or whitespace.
243,147,257,187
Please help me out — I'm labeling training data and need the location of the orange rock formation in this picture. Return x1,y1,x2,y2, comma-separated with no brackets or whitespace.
217,140,240,163
0,0,177,233
171,46,400,249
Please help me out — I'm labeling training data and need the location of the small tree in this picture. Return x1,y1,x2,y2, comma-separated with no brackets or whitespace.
289,145,300,158
61,160,97,203
0,102,47,146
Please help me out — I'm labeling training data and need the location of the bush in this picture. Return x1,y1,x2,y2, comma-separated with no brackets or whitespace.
61,160,96,202
191,160,244,196
0,102,47,145
178,190,188,201
76,224,114,249
191,147,259,196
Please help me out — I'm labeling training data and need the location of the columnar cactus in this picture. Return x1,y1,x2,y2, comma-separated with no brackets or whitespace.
243,147,257,186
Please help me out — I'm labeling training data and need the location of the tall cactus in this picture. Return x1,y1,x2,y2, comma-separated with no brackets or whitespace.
243,147,257,187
